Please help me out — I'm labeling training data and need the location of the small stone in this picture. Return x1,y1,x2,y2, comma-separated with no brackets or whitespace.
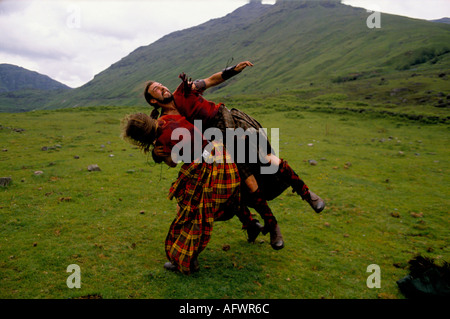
222,244,231,252
308,159,318,166
343,233,349,238
34,171,44,176
87,164,101,172
74,155,80,159
390,212,400,218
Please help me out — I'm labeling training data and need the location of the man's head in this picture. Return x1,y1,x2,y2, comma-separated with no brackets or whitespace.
144,81,174,108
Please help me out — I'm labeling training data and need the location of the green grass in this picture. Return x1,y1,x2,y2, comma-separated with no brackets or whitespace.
0,101,448,299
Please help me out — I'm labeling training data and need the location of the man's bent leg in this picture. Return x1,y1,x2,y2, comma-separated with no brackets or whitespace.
244,175,284,250
266,155,325,213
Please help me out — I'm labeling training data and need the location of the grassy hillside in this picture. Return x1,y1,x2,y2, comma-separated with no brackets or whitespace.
0,89,69,113
50,0,450,106
1,100,448,299
0,64,70,93
1,0,448,113
0,64,71,113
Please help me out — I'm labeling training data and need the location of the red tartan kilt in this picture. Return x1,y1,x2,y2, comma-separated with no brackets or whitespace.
165,143,240,274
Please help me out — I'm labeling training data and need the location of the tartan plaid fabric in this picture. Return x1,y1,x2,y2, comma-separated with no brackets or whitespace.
165,141,241,274
246,188,277,230
209,106,290,201
207,106,256,182
278,159,310,198
209,105,277,182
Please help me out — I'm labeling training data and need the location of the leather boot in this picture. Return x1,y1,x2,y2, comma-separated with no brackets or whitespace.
247,219,264,243
270,224,284,250
304,191,325,213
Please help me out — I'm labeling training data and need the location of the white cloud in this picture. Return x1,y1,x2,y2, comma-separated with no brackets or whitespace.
1,0,448,88
0,0,248,88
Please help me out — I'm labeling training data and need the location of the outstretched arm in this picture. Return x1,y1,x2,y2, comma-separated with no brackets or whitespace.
193,61,253,91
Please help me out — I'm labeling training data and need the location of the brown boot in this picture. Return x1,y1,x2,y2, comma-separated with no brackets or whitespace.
270,224,284,250
304,191,325,213
247,219,264,243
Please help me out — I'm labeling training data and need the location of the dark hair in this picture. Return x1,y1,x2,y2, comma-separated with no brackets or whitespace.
121,113,158,153
144,81,161,119
144,81,155,105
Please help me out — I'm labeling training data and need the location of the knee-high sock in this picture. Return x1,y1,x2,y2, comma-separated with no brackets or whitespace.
246,188,277,231
236,206,254,229
278,159,310,199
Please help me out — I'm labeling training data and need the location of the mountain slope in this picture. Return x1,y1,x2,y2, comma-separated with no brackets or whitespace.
0,64,72,112
431,17,450,24
2,0,450,111
0,64,70,92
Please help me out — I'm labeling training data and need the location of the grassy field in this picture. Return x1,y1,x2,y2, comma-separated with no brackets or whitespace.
0,99,448,299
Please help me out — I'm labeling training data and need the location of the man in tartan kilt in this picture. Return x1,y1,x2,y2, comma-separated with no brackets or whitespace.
122,113,260,274
144,61,325,251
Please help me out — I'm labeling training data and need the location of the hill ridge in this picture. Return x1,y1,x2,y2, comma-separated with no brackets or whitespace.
0,63,71,93
1,0,449,112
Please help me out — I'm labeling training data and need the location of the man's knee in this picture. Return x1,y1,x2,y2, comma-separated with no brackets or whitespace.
244,175,258,193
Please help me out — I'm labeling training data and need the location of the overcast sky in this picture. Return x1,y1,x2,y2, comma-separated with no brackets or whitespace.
1,0,449,88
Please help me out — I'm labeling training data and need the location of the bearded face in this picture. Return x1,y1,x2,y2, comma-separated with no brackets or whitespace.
148,82,173,105
160,87,174,104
